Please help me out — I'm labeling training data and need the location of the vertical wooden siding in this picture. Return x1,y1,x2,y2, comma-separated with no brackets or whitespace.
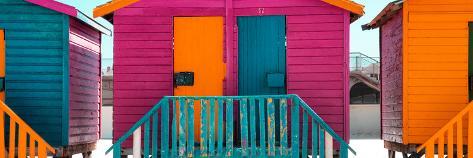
0,0,68,146
113,0,350,145
380,11,403,144
68,18,101,145
405,0,473,144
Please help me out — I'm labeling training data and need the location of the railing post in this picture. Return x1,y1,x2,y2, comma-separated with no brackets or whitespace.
340,144,348,158
280,98,288,155
302,112,308,158
178,98,187,156
267,98,276,156
133,127,142,158
325,131,333,158
201,99,209,156
457,120,463,157
113,143,121,158
312,120,318,157
209,98,216,156
249,98,257,155
9,119,15,158
240,98,249,155
259,98,266,155
291,98,300,158
187,99,195,157
171,99,178,157
217,99,224,154
225,98,234,156
161,99,169,157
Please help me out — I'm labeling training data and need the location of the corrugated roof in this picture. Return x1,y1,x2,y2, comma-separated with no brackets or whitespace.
362,0,403,30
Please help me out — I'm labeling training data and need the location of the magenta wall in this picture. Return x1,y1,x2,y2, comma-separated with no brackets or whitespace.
113,0,351,146
380,11,403,144
69,18,102,145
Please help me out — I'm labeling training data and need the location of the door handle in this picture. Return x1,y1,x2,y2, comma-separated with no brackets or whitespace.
174,72,194,87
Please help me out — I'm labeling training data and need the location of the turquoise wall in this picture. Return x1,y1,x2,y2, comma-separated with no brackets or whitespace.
0,0,69,146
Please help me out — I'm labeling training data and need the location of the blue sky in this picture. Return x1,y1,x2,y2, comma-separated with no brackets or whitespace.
64,0,392,61
351,0,392,57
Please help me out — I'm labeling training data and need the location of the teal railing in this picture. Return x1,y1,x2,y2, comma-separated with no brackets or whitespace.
106,94,355,157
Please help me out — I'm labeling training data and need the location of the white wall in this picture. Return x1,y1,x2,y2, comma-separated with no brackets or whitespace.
101,106,113,139
350,104,380,139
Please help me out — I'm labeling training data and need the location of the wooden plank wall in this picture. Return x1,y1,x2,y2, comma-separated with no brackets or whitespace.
380,11,403,144
113,0,350,146
0,0,68,146
405,0,473,144
68,18,101,145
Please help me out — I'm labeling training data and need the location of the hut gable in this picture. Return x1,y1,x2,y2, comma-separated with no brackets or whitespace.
0,0,110,148
365,0,473,145
107,0,358,147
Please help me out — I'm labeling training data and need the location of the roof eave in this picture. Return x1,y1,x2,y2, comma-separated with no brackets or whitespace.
362,0,403,30
321,0,365,22
25,0,112,35
94,0,140,18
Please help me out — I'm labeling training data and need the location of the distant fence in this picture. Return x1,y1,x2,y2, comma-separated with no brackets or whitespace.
350,52,379,71
350,52,380,80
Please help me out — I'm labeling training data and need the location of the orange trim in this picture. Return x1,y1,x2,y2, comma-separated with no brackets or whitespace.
321,0,364,15
401,1,409,144
93,0,140,18
93,0,364,18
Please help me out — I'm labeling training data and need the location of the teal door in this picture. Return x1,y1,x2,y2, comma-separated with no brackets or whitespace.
238,16,287,95
237,16,286,145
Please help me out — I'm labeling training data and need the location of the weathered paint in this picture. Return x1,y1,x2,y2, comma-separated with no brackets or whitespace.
173,17,224,142
68,18,101,145
108,95,355,157
112,0,352,146
372,0,473,145
380,11,403,143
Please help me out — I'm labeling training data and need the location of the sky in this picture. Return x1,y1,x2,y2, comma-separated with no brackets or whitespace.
351,0,393,57
62,0,393,61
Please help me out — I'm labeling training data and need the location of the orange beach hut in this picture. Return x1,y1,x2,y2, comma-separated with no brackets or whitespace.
363,0,473,157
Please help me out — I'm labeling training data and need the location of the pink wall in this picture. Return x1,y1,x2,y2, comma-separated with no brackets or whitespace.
113,0,350,146
380,11,403,144
69,18,102,145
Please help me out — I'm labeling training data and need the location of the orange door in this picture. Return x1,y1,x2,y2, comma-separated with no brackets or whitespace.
0,29,5,101
173,17,225,141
